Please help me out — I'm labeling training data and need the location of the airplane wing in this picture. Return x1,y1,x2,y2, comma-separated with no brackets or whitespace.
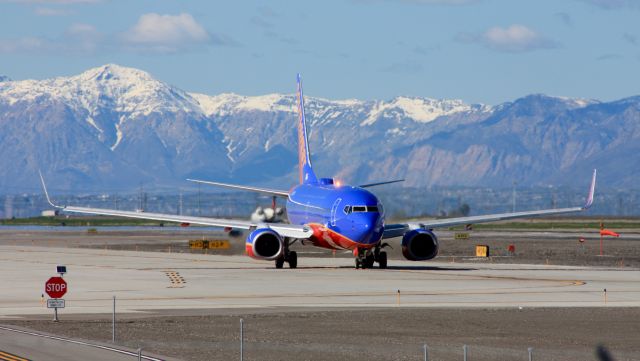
382,169,597,239
39,174,311,239
186,178,289,197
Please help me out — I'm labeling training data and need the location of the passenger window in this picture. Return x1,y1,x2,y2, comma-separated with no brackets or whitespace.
343,205,351,214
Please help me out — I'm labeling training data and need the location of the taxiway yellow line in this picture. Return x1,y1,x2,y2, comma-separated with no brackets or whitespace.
0,350,30,361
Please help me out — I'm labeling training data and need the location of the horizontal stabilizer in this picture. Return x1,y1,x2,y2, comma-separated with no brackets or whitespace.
359,179,404,188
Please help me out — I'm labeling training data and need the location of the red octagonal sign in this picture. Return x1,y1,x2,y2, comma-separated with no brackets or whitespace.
45,277,67,299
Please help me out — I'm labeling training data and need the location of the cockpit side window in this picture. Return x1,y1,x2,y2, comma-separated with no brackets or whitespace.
367,206,379,213
343,205,351,214
352,206,367,213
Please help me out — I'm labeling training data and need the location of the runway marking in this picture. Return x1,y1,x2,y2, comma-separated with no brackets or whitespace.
0,350,30,361
164,270,186,288
0,325,164,361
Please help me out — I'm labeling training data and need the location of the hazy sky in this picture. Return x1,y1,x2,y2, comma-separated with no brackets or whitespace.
0,0,639,104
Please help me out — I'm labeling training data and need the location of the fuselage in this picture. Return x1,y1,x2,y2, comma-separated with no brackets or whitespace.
286,180,385,251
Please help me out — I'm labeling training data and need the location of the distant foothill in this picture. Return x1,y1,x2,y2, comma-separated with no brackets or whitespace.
0,64,638,194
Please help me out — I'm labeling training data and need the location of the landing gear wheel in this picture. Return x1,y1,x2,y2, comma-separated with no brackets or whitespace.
287,251,298,269
355,258,361,269
365,253,375,268
275,257,285,269
377,251,388,269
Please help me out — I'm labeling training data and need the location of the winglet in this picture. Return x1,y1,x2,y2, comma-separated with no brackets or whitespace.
39,171,62,209
583,169,597,209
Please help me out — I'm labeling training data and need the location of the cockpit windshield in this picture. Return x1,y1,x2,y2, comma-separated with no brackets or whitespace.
344,205,380,214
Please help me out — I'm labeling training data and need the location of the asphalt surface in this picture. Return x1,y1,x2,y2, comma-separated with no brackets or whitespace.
2,244,640,316
0,227,639,360
0,325,176,361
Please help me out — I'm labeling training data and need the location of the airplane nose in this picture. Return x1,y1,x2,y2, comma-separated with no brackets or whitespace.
353,213,382,245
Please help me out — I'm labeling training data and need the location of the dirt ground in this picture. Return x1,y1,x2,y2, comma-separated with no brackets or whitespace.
4,307,639,361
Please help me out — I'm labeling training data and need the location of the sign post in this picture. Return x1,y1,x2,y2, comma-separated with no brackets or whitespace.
45,276,67,322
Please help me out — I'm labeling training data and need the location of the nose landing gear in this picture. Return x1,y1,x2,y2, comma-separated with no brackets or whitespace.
354,244,388,269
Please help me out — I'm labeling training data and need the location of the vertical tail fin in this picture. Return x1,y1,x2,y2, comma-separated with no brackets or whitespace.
296,74,318,184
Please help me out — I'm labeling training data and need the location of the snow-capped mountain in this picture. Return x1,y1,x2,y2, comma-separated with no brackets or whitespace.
1,65,198,115
0,64,638,193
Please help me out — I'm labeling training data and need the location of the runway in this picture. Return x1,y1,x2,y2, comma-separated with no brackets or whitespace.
1,245,639,317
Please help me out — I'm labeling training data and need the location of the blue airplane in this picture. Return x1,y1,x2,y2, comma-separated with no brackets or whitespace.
40,74,597,269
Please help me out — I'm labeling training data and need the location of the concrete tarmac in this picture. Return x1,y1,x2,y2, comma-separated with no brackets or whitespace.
0,325,176,361
1,245,639,318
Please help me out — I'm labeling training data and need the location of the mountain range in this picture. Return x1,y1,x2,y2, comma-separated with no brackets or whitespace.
0,64,638,193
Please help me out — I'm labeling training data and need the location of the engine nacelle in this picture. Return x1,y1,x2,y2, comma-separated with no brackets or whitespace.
245,228,284,260
401,229,439,261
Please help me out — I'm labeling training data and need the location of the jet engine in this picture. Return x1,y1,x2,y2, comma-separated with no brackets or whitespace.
245,228,284,260
401,229,439,261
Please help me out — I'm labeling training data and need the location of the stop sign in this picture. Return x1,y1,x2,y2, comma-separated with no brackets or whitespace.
45,277,67,298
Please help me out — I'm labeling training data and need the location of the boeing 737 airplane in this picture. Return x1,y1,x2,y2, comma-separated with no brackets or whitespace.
40,74,597,269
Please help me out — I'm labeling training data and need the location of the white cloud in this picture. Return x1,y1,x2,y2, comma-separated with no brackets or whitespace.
0,36,50,53
457,24,558,53
121,13,232,53
0,13,234,55
66,23,97,35
0,23,101,54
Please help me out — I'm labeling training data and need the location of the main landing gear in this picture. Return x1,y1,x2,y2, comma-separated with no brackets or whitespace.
354,244,388,269
275,238,298,269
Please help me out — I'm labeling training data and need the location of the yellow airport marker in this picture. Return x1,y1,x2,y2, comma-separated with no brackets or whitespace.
396,289,400,306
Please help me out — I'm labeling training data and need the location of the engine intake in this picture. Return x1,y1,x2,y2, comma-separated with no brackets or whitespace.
401,229,439,261
245,228,284,260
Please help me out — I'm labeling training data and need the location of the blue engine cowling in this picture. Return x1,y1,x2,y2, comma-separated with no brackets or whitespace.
401,229,439,261
245,228,284,260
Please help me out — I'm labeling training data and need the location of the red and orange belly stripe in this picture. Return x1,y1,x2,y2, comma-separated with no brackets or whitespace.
307,223,374,251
